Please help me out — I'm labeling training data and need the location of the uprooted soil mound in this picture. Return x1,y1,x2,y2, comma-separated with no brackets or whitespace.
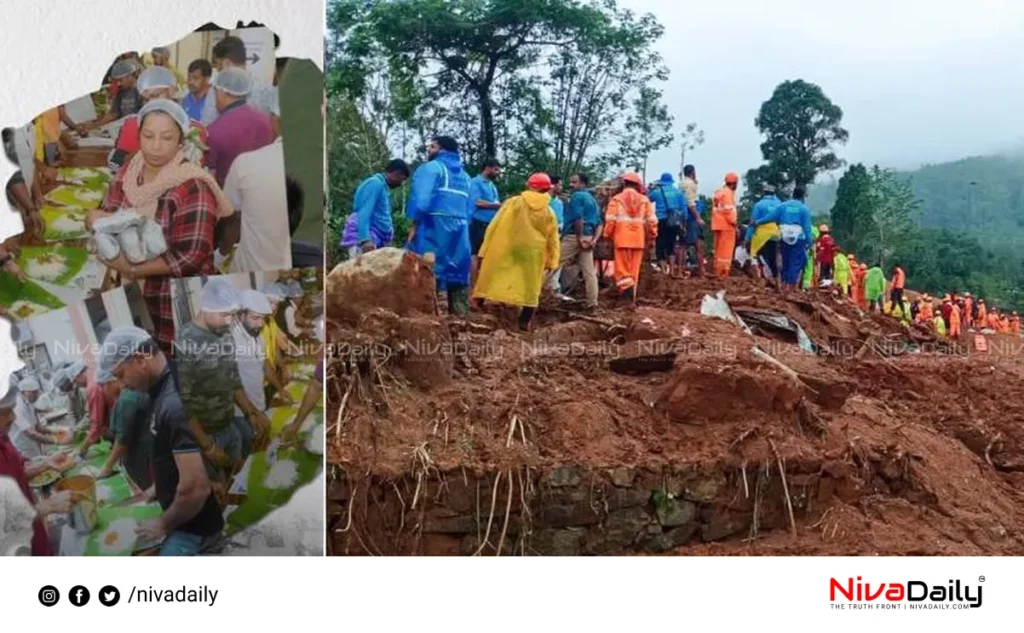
327,259,1024,556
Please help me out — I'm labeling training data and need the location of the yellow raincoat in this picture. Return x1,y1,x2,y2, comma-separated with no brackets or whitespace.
750,223,780,258
833,253,851,295
474,190,560,308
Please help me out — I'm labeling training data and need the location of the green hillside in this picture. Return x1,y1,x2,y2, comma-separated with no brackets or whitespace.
808,154,1024,250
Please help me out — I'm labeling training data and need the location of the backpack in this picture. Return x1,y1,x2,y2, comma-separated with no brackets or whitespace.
653,184,683,227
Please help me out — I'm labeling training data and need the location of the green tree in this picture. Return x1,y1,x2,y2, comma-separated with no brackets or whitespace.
753,79,849,188
616,86,674,180
829,163,874,251
677,122,705,177
869,166,918,268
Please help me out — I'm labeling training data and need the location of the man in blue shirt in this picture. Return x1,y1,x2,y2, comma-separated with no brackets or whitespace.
648,172,686,274
182,59,216,126
340,159,411,257
468,158,502,285
744,184,782,282
554,173,602,309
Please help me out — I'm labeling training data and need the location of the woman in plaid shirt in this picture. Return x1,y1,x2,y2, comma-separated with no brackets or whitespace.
87,100,234,355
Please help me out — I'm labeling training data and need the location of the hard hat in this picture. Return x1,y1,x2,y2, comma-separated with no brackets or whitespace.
819,224,829,233
965,292,971,297
724,172,739,185
859,263,867,269
980,299,985,303
527,172,552,191
620,172,643,187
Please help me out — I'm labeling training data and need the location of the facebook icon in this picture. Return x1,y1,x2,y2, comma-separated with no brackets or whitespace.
69,585,90,607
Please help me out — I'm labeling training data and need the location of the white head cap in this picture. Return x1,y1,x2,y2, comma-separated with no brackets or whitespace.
17,376,40,392
199,278,241,313
213,67,253,97
240,289,272,316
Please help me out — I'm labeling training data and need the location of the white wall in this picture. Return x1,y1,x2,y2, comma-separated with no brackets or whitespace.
28,307,81,368
100,286,132,329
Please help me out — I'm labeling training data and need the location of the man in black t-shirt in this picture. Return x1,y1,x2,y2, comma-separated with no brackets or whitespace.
98,326,223,556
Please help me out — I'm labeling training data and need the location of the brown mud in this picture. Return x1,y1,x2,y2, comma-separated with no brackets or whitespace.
326,254,1024,556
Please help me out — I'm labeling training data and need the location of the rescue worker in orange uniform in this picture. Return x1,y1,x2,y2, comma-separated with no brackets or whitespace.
1013,312,1021,335
963,293,973,329
711,172,739,278
999,313,1011,334
852,263,867,309
603,172,657,301
988,308,1000,331
976,299,987,328
949,297,962,338
917,294,934,323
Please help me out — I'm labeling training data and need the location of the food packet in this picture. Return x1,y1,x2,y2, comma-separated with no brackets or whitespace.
139,218,168,259
92,209,142,235
118,228,146,264
94,233,120,260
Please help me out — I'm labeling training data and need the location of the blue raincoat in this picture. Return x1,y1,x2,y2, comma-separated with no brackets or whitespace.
648,181,685,222
406,150,472,287
758,198,813,285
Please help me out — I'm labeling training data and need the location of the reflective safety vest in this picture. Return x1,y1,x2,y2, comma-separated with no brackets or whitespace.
711,186,737,232
604,188,657,249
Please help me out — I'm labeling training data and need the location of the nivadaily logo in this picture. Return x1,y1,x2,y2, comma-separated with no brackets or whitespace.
830,576,983,609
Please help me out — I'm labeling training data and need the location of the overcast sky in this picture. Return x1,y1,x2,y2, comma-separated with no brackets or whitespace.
623,0,1024,195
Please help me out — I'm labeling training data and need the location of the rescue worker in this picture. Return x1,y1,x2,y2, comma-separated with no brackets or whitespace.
406,135,472,316
802,224,820,290
949,297,962,338
864,264,885,312
833,248,851,296
918,294,934,323
889,263,906,308
964,293,974,329
744,184,781,282
988,308,1000,332
711,172,739,278
999,312,1011,334
851,260,867,309
1013,311,1021,335
473,173,560,332
815,224,836,282
934,311,947,337
603,172,657,301
976,299,988,329
757,185,813,292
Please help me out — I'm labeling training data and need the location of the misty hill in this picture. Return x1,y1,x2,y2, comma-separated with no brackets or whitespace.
808,154,1024,251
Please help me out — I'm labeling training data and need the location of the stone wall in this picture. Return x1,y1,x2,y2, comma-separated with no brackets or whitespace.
328,463,830,556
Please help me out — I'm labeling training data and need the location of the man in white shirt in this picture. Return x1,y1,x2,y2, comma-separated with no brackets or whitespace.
10,376,63,458
224,138,291,273
232,291,290,420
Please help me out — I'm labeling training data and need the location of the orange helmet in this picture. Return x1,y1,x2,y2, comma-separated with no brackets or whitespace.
859,263,867,269
527,173,552,191
620,172,643,187
724,172,739,185
819,224,829,233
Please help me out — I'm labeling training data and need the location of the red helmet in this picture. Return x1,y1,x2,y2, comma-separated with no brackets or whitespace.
527,173,552,191
724,172,739,185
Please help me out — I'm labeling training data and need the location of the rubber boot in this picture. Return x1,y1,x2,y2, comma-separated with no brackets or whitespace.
447,284,470,317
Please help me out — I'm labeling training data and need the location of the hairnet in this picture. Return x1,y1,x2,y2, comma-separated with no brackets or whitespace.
138,99,189,138
240,289,272,315
260,283,287,301
0,376,18,409
66,360,86,380
110,59,139,80
17,376,40,392
53,369,72,391
138,66,177,94
212,67,252,97
283,280,303,298
199,278,241,313
151,46,171,58
97,326,153,383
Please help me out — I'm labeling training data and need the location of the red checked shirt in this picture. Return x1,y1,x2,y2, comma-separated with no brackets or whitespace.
102,159,218,353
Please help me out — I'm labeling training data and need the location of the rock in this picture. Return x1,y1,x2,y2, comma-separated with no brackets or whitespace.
535,488,601,528
528,529,585,556
701,513,752,542
605,487,650,511
656,498,697,527
585,507,653,554
422,509,476,534
642,523,699,553
677,472,726,503
327,248,436,327
609,467,635,487
545,466,582,488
